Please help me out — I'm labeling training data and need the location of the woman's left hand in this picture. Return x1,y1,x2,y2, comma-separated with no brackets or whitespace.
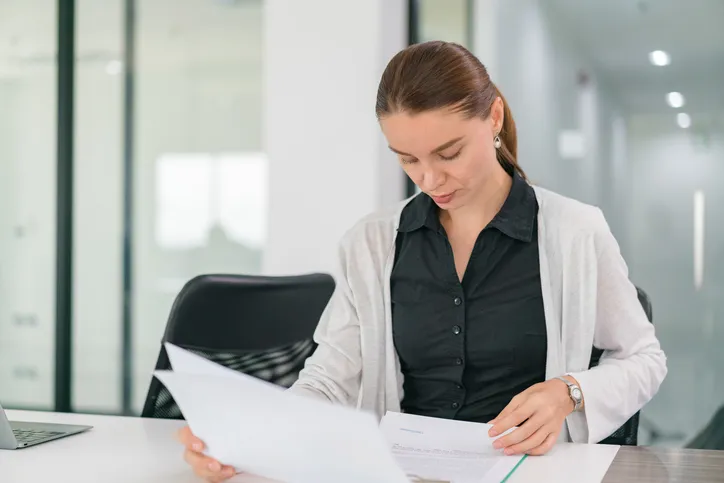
487,377,579,456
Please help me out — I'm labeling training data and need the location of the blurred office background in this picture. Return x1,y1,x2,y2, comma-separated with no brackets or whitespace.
1,0,723,447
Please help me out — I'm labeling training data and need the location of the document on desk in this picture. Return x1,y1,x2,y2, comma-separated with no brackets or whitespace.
154,343,409,483
380,412,526,483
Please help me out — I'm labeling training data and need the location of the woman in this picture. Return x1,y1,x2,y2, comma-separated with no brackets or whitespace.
178,41,667,481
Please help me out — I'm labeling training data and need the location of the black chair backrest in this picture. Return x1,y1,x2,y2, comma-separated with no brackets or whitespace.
142,273,335,419
687,405,724,450
590,286,652,446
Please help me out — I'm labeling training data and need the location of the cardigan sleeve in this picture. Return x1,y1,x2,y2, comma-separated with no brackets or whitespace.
287,231,363,406
567,209,667,444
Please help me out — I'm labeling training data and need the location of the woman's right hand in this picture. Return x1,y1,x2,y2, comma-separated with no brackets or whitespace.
177,426,237,482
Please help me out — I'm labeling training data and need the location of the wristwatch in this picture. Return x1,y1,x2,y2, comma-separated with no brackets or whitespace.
555,376,583,412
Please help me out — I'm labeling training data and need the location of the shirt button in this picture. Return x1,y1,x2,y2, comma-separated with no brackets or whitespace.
455,358,463,366
453,297,462,306
452,402,460,409
456,384,463,390
452,325,462,335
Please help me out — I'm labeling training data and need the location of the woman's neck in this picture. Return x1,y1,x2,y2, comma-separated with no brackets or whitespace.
440,167,513,235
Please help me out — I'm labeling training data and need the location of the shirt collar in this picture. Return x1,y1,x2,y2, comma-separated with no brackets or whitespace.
397,172,537,242
397,191,439,233
488,171,537,242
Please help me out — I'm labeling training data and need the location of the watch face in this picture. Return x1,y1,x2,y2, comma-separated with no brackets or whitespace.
572,388,582,400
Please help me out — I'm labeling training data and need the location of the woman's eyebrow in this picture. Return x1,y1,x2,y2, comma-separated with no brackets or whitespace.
388,136,464,156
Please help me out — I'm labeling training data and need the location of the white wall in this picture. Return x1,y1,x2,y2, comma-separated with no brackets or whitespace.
472,0,628,249
69,0,125,412
262,0,406,276
72,68,124,412
0,73,57,409
626,113,724,440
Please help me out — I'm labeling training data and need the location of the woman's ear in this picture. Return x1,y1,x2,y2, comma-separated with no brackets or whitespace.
490,97,505,133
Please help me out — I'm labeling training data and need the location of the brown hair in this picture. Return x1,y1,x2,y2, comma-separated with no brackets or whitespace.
376,41,523,178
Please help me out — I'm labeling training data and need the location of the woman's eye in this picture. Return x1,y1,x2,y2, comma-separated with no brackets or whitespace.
439,149,462,161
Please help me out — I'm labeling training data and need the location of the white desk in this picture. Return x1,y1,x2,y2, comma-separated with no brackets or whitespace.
1,410,621,483
2,410,193,483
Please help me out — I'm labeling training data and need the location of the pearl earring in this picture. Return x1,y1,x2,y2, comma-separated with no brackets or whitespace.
494,135,502,149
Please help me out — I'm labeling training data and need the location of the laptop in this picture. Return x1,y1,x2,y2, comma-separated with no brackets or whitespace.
0,402,92,449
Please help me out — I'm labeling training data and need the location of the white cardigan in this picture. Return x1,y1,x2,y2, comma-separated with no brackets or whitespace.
289,186,667,444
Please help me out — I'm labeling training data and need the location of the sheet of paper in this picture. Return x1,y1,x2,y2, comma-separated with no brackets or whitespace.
155,343,409,483
380,412,526,483
507,442,619,483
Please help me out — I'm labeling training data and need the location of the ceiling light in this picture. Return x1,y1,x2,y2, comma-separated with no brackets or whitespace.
666,92,685,108
677,112,691,129
648,50,670,66
105,60,123,76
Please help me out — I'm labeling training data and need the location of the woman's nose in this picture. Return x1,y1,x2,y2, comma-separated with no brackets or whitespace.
420,166,445,193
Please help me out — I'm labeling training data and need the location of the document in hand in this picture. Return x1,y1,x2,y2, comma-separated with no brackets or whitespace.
380,412,526,483
154,343,409,483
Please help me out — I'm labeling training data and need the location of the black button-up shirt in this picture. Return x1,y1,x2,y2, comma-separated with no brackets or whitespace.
391,173,547,423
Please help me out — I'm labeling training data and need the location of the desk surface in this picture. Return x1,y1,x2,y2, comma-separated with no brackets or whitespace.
2,410,193,483
2,410,722,483
602,446,724,483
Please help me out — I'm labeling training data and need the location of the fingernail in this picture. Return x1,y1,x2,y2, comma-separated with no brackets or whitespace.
504,448,514,456
224,468,235,477
493,440,503,449
489,430,498,437
192,443,202,451
208,462,221,472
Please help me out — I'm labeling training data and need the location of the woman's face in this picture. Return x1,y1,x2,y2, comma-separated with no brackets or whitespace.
379,99,504,210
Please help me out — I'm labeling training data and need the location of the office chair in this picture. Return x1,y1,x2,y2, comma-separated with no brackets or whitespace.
588,285,652,446
687,404,724,450
141,273,335,419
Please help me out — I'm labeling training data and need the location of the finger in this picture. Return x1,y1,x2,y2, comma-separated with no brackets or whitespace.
208,466,236,483
490,402,535,437
488,395,524,429
183,449,236,481
501,426,551,456
527,432,558,456
176,426,191,443
177,426,205,452
183,447,212,471
184,449,225,478
493,413,546,449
